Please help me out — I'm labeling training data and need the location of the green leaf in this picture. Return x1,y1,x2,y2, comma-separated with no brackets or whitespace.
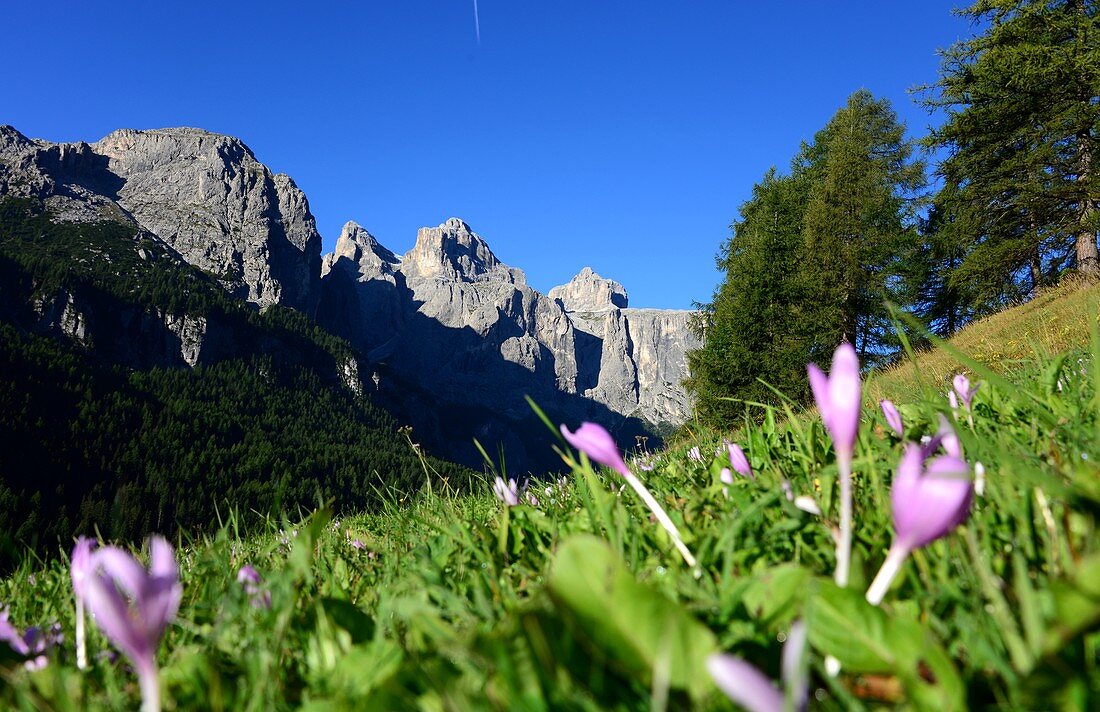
809,582,964,710
547,534,717,699
741,564,811,627
320,598,375,645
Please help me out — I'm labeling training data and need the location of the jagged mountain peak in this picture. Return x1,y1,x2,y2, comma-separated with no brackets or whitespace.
322,221,400,279
549,266,629,311
404,218,524,284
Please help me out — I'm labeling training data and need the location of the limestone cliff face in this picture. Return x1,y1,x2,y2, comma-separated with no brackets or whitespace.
94,128,321,314
0,125,322,315
550,269,699,427
319,222,698,459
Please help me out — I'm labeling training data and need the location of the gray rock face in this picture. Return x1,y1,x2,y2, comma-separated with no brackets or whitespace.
0,125,322,315
319,224,699,461
553,269,699,427
548,266,628,310
94,128,321,314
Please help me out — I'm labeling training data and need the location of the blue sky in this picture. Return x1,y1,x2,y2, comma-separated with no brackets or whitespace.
4,1,970,309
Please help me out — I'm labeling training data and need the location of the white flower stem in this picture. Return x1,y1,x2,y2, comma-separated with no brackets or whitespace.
619,468,697,568
75,599,87,670
835,451,853,587
865,544,910,606
139,664,161,712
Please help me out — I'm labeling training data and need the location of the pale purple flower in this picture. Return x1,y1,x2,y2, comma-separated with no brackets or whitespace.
707,655,782,712
953,374,979,409
808,343,861,587
688,446,703,463
84,536,182,712
708,620,808,712
524,490,540,507
866,442,973,605
71,536,96,669
719,468,734,485
922,414,962,460
561,422,697,568
880,399,903,436
350,539,367,550
560,422,630,476
808,343,862,459
237,565,271,609
948,389,959,411
891,445,972,550
492,477,520,506
727,443,753,479
0,609,62,671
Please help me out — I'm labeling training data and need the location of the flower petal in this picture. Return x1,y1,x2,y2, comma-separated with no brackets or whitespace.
560,422,629,476
707,653,784,712
83,571,150,666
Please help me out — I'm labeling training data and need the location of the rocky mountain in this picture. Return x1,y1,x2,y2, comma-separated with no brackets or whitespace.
317,218,699,468
0,124,698,471
1,126,320,315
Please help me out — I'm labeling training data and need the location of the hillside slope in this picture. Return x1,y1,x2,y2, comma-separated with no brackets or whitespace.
867,279,1100,403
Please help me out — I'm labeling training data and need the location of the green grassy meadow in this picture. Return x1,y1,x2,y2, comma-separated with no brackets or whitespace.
1,294,1098,710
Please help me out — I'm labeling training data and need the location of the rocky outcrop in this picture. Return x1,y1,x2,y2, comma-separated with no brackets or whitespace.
319,222,698,467
548,266,628,311
0,125,322,314
553,270,699,428
93,128,321,314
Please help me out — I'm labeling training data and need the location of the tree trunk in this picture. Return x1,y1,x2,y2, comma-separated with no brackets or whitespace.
1076,129,1099,275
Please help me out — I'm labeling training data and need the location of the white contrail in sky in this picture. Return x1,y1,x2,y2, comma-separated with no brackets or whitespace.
473,0,481,44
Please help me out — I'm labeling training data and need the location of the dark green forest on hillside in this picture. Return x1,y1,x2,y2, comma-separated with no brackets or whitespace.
0,197,471,566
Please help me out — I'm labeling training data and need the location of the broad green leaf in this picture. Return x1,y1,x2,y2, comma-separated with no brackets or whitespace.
547,534,717,699
741,564,811,626
810,582,964,710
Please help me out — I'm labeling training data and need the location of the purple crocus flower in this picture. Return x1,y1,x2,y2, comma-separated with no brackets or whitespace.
0,609,63,671
84,536,182,712
808,343,861,459
492,477,520,506
719,468,734,485
727,443,753,479
866,442,973,605
808,343,861,587
953,374,979,409
71,536,96,669
708,620,808,712
688,446,703,463
237,565,271,609
561,422,697,568
880,399,903,437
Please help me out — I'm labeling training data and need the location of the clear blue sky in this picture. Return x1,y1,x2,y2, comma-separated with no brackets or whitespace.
4,1,971,309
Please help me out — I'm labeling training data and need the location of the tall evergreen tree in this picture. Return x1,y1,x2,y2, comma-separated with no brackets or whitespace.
924,0,1100,299
686,170,811,425
799,90,927,364
687,91,924,425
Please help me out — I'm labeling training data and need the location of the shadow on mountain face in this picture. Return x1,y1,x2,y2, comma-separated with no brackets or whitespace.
353,303,660,476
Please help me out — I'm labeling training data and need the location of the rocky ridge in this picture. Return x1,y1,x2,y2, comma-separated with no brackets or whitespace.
1,124,698,470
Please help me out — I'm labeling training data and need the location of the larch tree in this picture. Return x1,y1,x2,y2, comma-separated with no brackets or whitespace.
924,0,1100,301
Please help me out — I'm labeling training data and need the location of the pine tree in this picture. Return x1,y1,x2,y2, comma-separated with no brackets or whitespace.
799,90,927,364
686,170,811,425
686,91,925,424
924,0,1100,297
